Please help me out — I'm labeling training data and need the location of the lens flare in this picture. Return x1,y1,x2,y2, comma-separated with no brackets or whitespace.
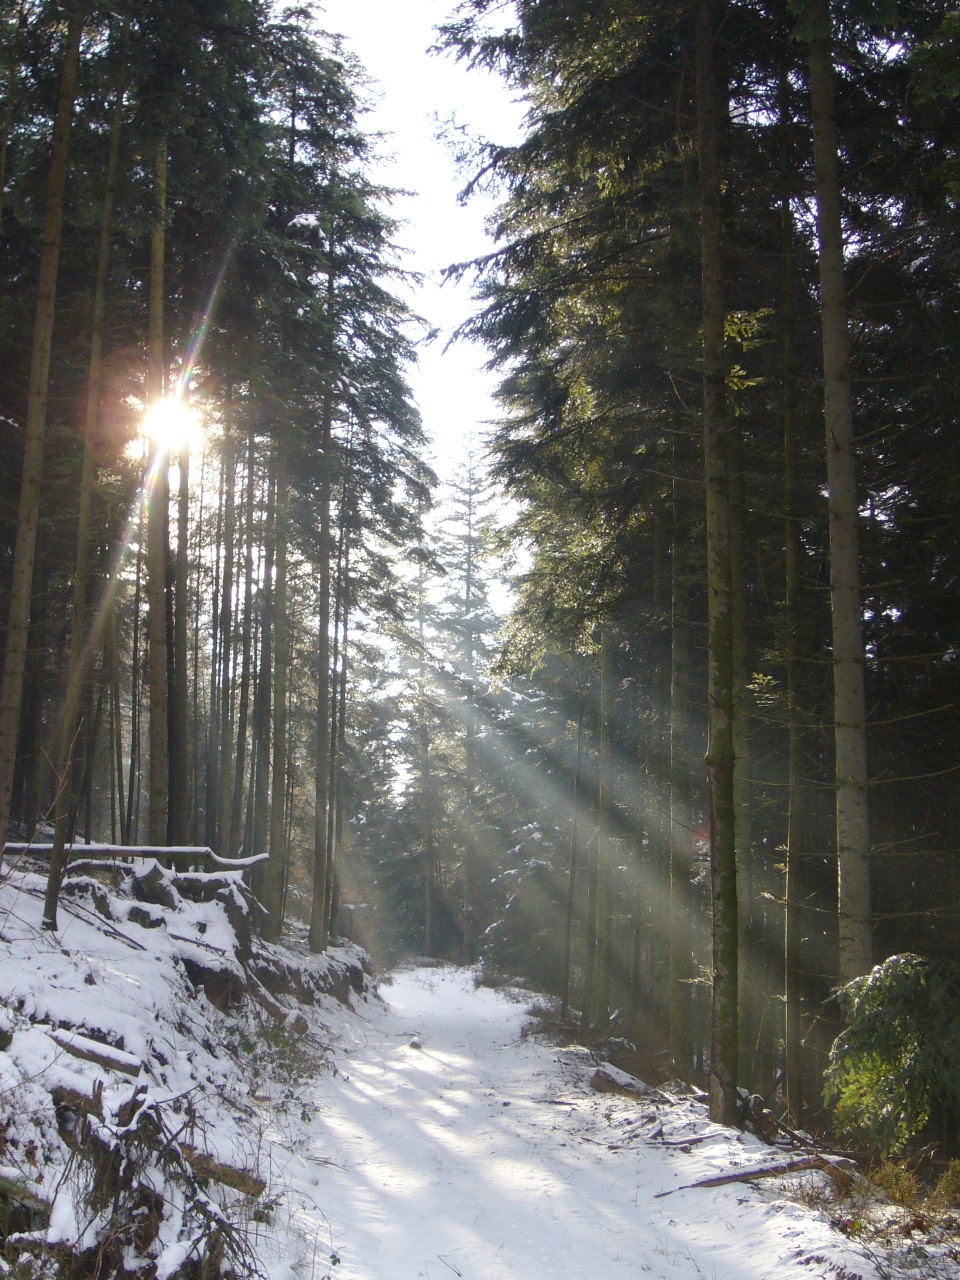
143,396,202,455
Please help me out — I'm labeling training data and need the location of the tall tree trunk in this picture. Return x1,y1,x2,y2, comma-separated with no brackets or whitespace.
108,608,126,844
697,0,739,1126
309,389,334,952
461,471,478,961
250,466,275,889
216,430,238,853
0,6,84,863
323,498,351,945
560,685,585,1022
44,8,130,924
0,0,29,235
729,435,755,1085
326,550,351,942
146,136,169,846
229,434,257,855
126,492,145,842
204,453,225,849
169,433,191,844
668,464,694,1074
189,453,208,843
802,0,872,983
595,621,615,1024
263,435,289,937
779,55,806,1124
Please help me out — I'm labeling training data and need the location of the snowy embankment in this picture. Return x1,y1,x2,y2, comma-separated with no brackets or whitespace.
0,862,891,1279
0,859,371,1278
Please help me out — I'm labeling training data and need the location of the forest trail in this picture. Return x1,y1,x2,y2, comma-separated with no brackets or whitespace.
291,967,874,1280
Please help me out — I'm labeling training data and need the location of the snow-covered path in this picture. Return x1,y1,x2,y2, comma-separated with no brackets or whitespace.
288,966,874,1280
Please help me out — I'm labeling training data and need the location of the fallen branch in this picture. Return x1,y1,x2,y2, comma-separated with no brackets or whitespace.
61,898,149,950
655,1154,856,1198
658,1133,717,1148
247,978,308,1035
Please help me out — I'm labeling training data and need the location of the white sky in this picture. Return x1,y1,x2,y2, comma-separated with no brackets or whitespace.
316,0,524,480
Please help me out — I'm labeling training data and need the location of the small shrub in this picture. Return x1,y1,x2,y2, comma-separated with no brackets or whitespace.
867,1159,921,1209
931,1160,960,1212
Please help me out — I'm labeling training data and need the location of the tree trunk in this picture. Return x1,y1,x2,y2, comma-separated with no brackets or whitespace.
327,549,351,942
44,9,130,925
0,0,28,234
779,56,806,1125
229,433,257,855
250,466,275,889
146,136,169,846
216,430,238,853
263,435,289,938
0,6,84,863
803,0,872,984
169,432,191,845
668,485,694,1076
126,493,145,842
560,685,585,1022
595,622,615,1024
696,0,739,1126
309,389,334,952
729,433,755,1085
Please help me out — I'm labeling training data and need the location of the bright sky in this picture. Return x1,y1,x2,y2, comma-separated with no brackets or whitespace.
317,0,524,479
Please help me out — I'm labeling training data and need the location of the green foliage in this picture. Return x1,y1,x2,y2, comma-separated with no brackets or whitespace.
825,954,960,1156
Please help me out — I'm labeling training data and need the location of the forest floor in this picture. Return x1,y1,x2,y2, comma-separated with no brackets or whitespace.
1,861,957,1279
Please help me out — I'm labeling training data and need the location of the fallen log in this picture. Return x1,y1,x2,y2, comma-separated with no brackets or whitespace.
48,1029,142,1077
178,1144,266,1197
655,1153,857,1198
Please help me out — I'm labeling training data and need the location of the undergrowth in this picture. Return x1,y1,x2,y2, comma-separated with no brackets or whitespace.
784,1158,960,1279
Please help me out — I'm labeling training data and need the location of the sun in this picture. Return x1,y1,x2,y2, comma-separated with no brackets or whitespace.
142,396,204,456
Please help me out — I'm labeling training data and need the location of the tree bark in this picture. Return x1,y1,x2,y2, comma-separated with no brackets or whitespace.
696,0,739,1126
0,6,84,863
595,621,615,1024
560,685,585,1022
309,389,334,952
0,0,28,234
169,432,191,845
263,435,289,938
216,429,238,853
669,428,695,1076
44,7,130,925
779,55,806,1125
146,136,169,846
802,0,872,983
228,434,257,856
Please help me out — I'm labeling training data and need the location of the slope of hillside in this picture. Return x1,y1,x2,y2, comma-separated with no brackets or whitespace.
0,859,371,1278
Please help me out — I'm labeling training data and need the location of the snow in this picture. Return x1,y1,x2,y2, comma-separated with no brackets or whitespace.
0,866,890,1279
